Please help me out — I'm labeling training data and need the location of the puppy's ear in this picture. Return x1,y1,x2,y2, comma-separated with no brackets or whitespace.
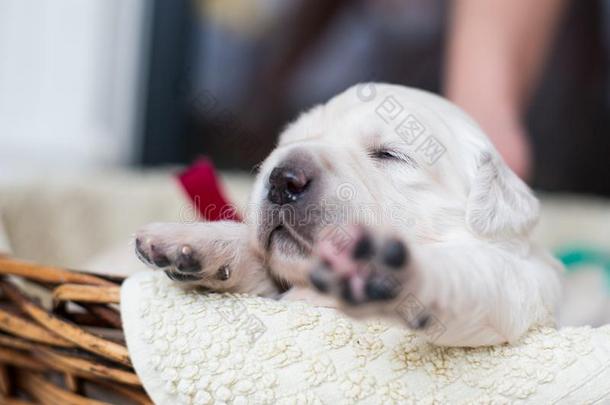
466,152,539,238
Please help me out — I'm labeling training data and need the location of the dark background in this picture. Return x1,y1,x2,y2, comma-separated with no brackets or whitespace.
140,0,610,196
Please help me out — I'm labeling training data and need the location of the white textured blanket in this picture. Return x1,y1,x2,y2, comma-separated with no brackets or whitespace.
122,272,610,404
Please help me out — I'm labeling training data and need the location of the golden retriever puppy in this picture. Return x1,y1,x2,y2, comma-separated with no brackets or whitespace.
135,83,561,347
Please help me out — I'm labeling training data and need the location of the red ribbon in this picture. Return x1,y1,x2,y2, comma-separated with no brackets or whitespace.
177,158,241,222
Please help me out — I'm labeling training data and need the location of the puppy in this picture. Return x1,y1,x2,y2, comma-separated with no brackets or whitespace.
135,83,562,347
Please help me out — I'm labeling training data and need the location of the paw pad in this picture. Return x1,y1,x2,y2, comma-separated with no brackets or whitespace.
380,239,408,269
164,271,202,282
352,235,374,260
150,244,171,268
175,245,201,273
311,229,410,306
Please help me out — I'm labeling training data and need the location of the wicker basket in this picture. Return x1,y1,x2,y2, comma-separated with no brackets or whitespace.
0,255,151,404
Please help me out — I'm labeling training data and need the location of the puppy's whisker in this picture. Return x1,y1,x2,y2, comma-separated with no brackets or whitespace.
280,220,313,253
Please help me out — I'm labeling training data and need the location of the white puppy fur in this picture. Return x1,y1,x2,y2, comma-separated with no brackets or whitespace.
136,83,562,347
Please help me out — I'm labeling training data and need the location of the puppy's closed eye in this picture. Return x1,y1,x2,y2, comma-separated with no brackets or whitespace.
369,149,417,167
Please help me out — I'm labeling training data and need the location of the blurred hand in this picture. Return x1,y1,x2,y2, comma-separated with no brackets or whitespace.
446,0,566,183
480,117,533,181
447,93,534,181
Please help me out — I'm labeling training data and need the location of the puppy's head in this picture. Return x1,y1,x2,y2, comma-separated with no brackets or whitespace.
246,83,538,285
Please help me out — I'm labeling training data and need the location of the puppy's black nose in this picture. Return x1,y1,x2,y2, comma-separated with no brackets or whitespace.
267,167,309,205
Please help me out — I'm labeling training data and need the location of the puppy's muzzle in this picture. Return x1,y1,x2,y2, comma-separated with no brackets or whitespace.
261,149,324,250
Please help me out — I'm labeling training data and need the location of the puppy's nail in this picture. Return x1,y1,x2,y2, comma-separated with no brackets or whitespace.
352,234,374,261
364,275,400,301
380,239,408,269
176,245,201,273
216,265,231,281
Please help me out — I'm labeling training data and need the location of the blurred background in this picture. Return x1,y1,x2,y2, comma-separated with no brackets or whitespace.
0,0,609,325
1,0,609,193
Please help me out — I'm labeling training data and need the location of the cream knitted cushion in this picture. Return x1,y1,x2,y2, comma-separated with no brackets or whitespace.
122,272,610,404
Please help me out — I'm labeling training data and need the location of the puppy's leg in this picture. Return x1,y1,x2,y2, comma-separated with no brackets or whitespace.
309,226,560,346
135,221,277,296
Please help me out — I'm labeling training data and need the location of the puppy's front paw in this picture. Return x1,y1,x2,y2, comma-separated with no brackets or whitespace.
136,239,203,282
134,223,235,286
309,226,411,306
